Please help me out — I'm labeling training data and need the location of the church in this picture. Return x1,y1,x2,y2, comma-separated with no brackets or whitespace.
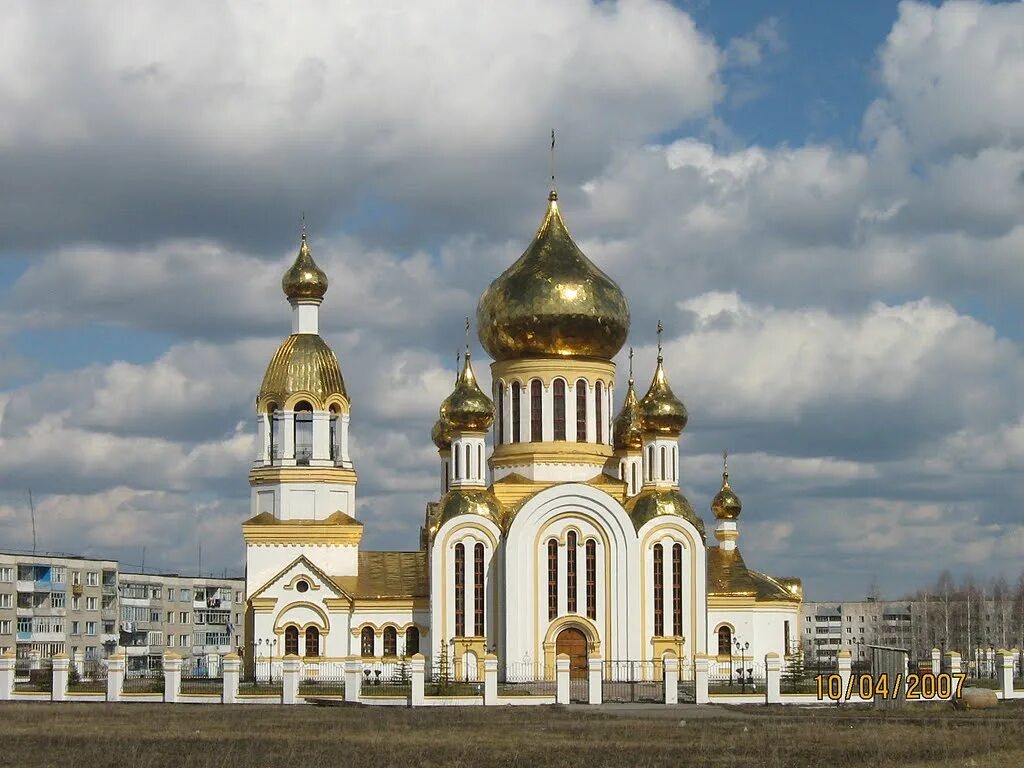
242,182,802,680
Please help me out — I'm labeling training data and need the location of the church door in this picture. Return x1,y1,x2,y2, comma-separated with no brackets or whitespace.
555,627,588,679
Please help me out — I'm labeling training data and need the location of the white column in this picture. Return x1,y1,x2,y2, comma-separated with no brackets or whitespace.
163,653,182,703
257,416,269,463
344,658,364,704
945,651,962,676
410,654,425,706
282,655,302,704
837,650,852,705
222,654,240,704
312,412,330,463
0,652,14,700
588,657,602,705
567,380,578,442
106,653,125,702
555,654,570,704
931,647,941,676
663,656,678,705
51,654,69,702
542,382,553,442
282,412,296,465
291,301,320,335
998,650,1014,700
483,654,497,705
694,654,709,704
585,384,596,443
765,653,781,704
71,648,83,679
340,413,351,465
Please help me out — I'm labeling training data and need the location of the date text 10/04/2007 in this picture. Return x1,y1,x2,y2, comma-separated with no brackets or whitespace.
815,673,966,701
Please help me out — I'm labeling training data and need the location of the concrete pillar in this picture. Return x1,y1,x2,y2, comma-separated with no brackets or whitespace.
410,654,425,707
837,650,852,705
694,654,710,704
206,652,220,678
588,657,602,705
163,653,182,704
483,654,497,705
106,653,125,702
222,654,241,704
344,658,363,704
555,654,570,704
931,648,941,676
51,654,69,702
945,651,962,676
765,653,781,704
71,648,83,679
997,649,1014,700
282,655,302,704
28,648,41,672
663,656,679,705
0,652,15,701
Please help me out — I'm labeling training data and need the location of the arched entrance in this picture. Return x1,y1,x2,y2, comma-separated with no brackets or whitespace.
555,627,588,679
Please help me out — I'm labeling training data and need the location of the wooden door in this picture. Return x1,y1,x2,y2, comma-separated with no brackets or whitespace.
556,627,588,679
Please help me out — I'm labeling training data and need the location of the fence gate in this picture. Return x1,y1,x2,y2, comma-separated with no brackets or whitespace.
870,645,908,709
602,660,663,703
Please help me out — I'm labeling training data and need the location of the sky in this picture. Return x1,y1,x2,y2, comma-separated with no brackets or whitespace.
0,0,1022,600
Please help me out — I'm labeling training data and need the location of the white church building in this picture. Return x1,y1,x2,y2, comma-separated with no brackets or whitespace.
242,185,802,679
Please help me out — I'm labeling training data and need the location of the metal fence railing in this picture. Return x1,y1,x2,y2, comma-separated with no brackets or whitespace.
602,660,661,703
496,662,554,697
299,660,346,698
14,662,52,693
361,659,412,698
240,658,282,696
180,657,222,695
67,660,107,693
123,669,164,694
708,660,766,694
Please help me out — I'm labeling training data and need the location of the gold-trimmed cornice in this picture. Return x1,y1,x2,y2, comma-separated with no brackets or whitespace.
491,441,614,469
242,512,363,546
489,472,626,510
491,357,616,388
249,466,357,486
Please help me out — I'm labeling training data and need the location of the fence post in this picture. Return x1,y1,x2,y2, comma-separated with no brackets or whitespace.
106,653,125,702
163,652,182,703
764,653,781,704
483,654,497,705
837,650,852,705
663,656,678,705
282,655,301,704
207,652,221,678
694,654,709,704
222,653,241,704
51,654,69,702
555,654,570,704
0,651,15,700
344,658,363,704
997,649,1013,700
588,656,602,705
944,651,961,676
28,648,41,673
409,654,425,706
930,647,941,676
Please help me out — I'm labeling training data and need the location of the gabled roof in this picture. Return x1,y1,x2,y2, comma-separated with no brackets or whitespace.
248,554,353,602
332,551,427,599
242,510,362,527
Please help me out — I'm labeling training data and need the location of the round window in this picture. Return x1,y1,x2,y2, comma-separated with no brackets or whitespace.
296,580,309,593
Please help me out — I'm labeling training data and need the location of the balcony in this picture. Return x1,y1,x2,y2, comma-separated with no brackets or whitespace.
101,585,117,597
33,580,53,592
15,581,34,593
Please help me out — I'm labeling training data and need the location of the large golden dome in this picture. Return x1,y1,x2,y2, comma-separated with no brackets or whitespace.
439,350,495,432
477,191,629,361
429,488,507,539
639,354,688,436
258,334,346,410
282,235,328,302
624,488,705,537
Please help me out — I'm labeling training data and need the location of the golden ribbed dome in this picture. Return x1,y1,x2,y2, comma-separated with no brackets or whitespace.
431,418,453,450
439,350,495,432
429,488,507,539
624,488,705,537
711,463,742,521
639,354,688,436
258,334,346,410
477,191,630,361
612,369,643,451
282,235,328,302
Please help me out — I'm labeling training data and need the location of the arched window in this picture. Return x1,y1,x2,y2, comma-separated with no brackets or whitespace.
673,446,677,482
268,405,280,462
595,381,604,443
465,444,472,480
585,539,597,620
329,405,339,461
547,539,559,621
566,531,577,613
553,379,566,440
383,626,397,657
360,626,375,657
661,446,667,481
530,380,543,442
647,446,654,481
631,464,638,495
284,625,299,656
575,379,587,442
443,460,450,493
294,401,313,465
717,626,732,657
496,383,504,444
405,626,420,656
511,383,521,443
304,626,320,658
454,444,461,479
478,445,484,482
473,543,485,636
672,543,683,636
454,543,466,637
653,544,664,637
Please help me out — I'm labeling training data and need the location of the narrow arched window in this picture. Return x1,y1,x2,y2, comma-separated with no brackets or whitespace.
284,625,299,656
361,626,375,657
496,384,504,444
294,401,313,465
405,626,420,656
511,383,521,443
268,405,280,462
547,539,559,621
454,543,466,637
530,380,543,442
717,626,732,657
585,539,597,620
454,444,460,479
443,460,450,493
329,405,339,462
631,464,638,495
647,446,654,481
653,544,664,637
566,531,577,613
478,445,484,483
595,381,604,444
305,626,320,658
575,380,587,442
553,379,566,441
661,446,667,481
672,543,683,636
672,446,677,482
383,626,397,657
465,444,472,480
474,543,485,636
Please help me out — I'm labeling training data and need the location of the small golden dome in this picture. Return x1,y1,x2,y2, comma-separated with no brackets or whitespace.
429,488,506,539
431,418,453,450
624,487,705,537
282,234,328,302
477,191,630,361
711,472,742,521
439,350,495,432
639,353,688,437
258,333,346,410
612,368,643,451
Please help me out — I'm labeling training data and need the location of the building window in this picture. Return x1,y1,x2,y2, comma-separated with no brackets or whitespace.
294,401,313,465
647,446,654,481
478,445,484,482
85,597,97,611
530,380,542,442
552,379,566,440
717,626,732,657
784,620,791,655
454,443,460,479
360,627,374,657
269,406,281,460
406,626,420,656
660,446,667,481
585,539,597,620
0,567,11,582
383,627,397,657
575,379,587,441
283,626,299,656
85,622,97,636
0,594,11,609
304,627,320,658
473,543,485,637
496,384,504,444
672,543,682,636
86,572,99,587
631,464,639,495
54,593,67,609
653,544,664,637
329,407,339,461
566,531,577,614
465,443,472,480
547,539,558,621
511,383,521,442
454,543,466,638
595,381,604,443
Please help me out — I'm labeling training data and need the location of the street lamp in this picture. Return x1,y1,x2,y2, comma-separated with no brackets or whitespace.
734,638,751,692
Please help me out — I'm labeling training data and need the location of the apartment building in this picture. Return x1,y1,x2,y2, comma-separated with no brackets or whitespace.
801,600,915,667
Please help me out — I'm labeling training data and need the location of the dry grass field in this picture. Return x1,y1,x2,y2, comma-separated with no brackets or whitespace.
4,701,1024,768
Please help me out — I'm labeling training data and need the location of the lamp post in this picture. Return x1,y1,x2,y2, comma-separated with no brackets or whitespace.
734,638,751,693
989,643,995,680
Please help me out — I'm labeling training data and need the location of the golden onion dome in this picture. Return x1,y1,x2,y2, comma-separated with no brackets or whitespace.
282,234,328,302
624,487,705,537
639,352,688,437
429,488,507,539
612,370,643,451
711,463,742,521
258,333,346,410
431,418,453,450
477,191,629,361
440,350,495,432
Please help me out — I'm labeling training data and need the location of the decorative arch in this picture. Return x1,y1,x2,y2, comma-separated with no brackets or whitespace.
714,623,734,658
542,614,602,669
282,390,325,412
273,601,330,637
